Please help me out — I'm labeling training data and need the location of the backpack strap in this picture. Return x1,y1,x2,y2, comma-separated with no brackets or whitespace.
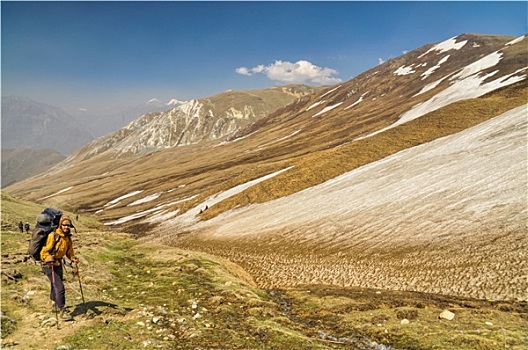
49,233,61,256
38,233,62,267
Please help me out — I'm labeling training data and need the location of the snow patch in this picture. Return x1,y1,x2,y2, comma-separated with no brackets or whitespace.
319,86,341,98
104,190,144,208
276,130,301,142
313,102,343,117
345,92,368,110
167,98,188,106
450,51,502,81
191,105,527,242
155,166,295,232
394,65,416,76
306,100,326,111
39,186,73,200
128,193,162,206
418,36,467,58
421,55,450,80
506,35,525,46
414,75,450,97
105,207,162,225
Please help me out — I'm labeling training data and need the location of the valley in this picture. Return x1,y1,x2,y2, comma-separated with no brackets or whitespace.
158,104,527,301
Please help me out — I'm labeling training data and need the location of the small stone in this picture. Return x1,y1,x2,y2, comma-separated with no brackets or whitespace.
56,345,73,350
439,310,455,320
400,318,410,325
485,321,493,326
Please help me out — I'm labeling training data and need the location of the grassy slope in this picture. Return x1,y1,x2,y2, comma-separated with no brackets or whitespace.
201,80,528,220
1,192,527,349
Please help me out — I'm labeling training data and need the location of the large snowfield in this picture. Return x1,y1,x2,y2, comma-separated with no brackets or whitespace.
161,104,528,300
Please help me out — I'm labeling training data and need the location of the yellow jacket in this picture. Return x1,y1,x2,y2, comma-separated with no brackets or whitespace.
40,228,76,266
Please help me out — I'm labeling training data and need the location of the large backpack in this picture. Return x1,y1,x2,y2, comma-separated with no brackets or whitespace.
27,208,63,262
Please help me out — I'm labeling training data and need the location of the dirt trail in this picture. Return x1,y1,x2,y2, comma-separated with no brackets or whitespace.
3,310,91,350
2,265,109,350
1,230,124,350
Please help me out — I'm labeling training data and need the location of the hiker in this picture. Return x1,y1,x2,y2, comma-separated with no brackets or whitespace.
25,222,30,234
18,221,23,233
41,216,79,321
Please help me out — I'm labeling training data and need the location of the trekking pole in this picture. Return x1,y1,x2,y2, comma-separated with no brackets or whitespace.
50,263,59,329
75,262,86,304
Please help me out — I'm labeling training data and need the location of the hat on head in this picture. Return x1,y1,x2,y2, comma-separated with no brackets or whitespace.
60,216,73,227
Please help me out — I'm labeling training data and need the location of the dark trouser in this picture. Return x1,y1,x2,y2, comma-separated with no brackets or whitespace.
43,264,65,308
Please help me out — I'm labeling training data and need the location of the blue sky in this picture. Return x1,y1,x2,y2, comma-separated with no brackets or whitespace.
2,1,527,112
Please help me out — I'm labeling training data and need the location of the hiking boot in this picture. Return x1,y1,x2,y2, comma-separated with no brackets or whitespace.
60,309,73,321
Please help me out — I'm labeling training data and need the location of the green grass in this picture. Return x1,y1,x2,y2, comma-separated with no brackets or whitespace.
2,192,527,349
0,191,103,233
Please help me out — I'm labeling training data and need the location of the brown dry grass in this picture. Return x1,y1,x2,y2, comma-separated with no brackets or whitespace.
201,80,528,220
174,228,527,301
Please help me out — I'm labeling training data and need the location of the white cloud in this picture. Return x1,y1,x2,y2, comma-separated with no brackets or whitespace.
378,58,385,65
236,60,342,85
235,67,251,76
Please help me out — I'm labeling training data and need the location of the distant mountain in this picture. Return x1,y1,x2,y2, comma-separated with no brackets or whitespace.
69,99,174,139
166,98,188,106
5,33,527,300
7,33,526,221
63,84,320,163
0,95,186,185
1,96,93,155
1,148,65,188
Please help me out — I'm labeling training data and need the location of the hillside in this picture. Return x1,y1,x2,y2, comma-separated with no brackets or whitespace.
3,33,527,302
59,84,319,165
169,104,527,300
1,96,93,156
1,148,65,188
1,193,527,349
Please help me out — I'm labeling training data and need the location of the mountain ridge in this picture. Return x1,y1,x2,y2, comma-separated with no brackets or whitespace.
4,33,527,300
1,96,93,155
65,84,320,162
5,33,526,225
0,148,65,188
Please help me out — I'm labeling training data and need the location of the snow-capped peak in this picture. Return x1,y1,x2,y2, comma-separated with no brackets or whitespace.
147,98,161,104
167,98,188,106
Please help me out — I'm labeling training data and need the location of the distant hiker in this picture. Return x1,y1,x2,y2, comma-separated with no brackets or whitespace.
41,216,79,321
18,221,23,233
24,222,30,234
75,214,79,221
